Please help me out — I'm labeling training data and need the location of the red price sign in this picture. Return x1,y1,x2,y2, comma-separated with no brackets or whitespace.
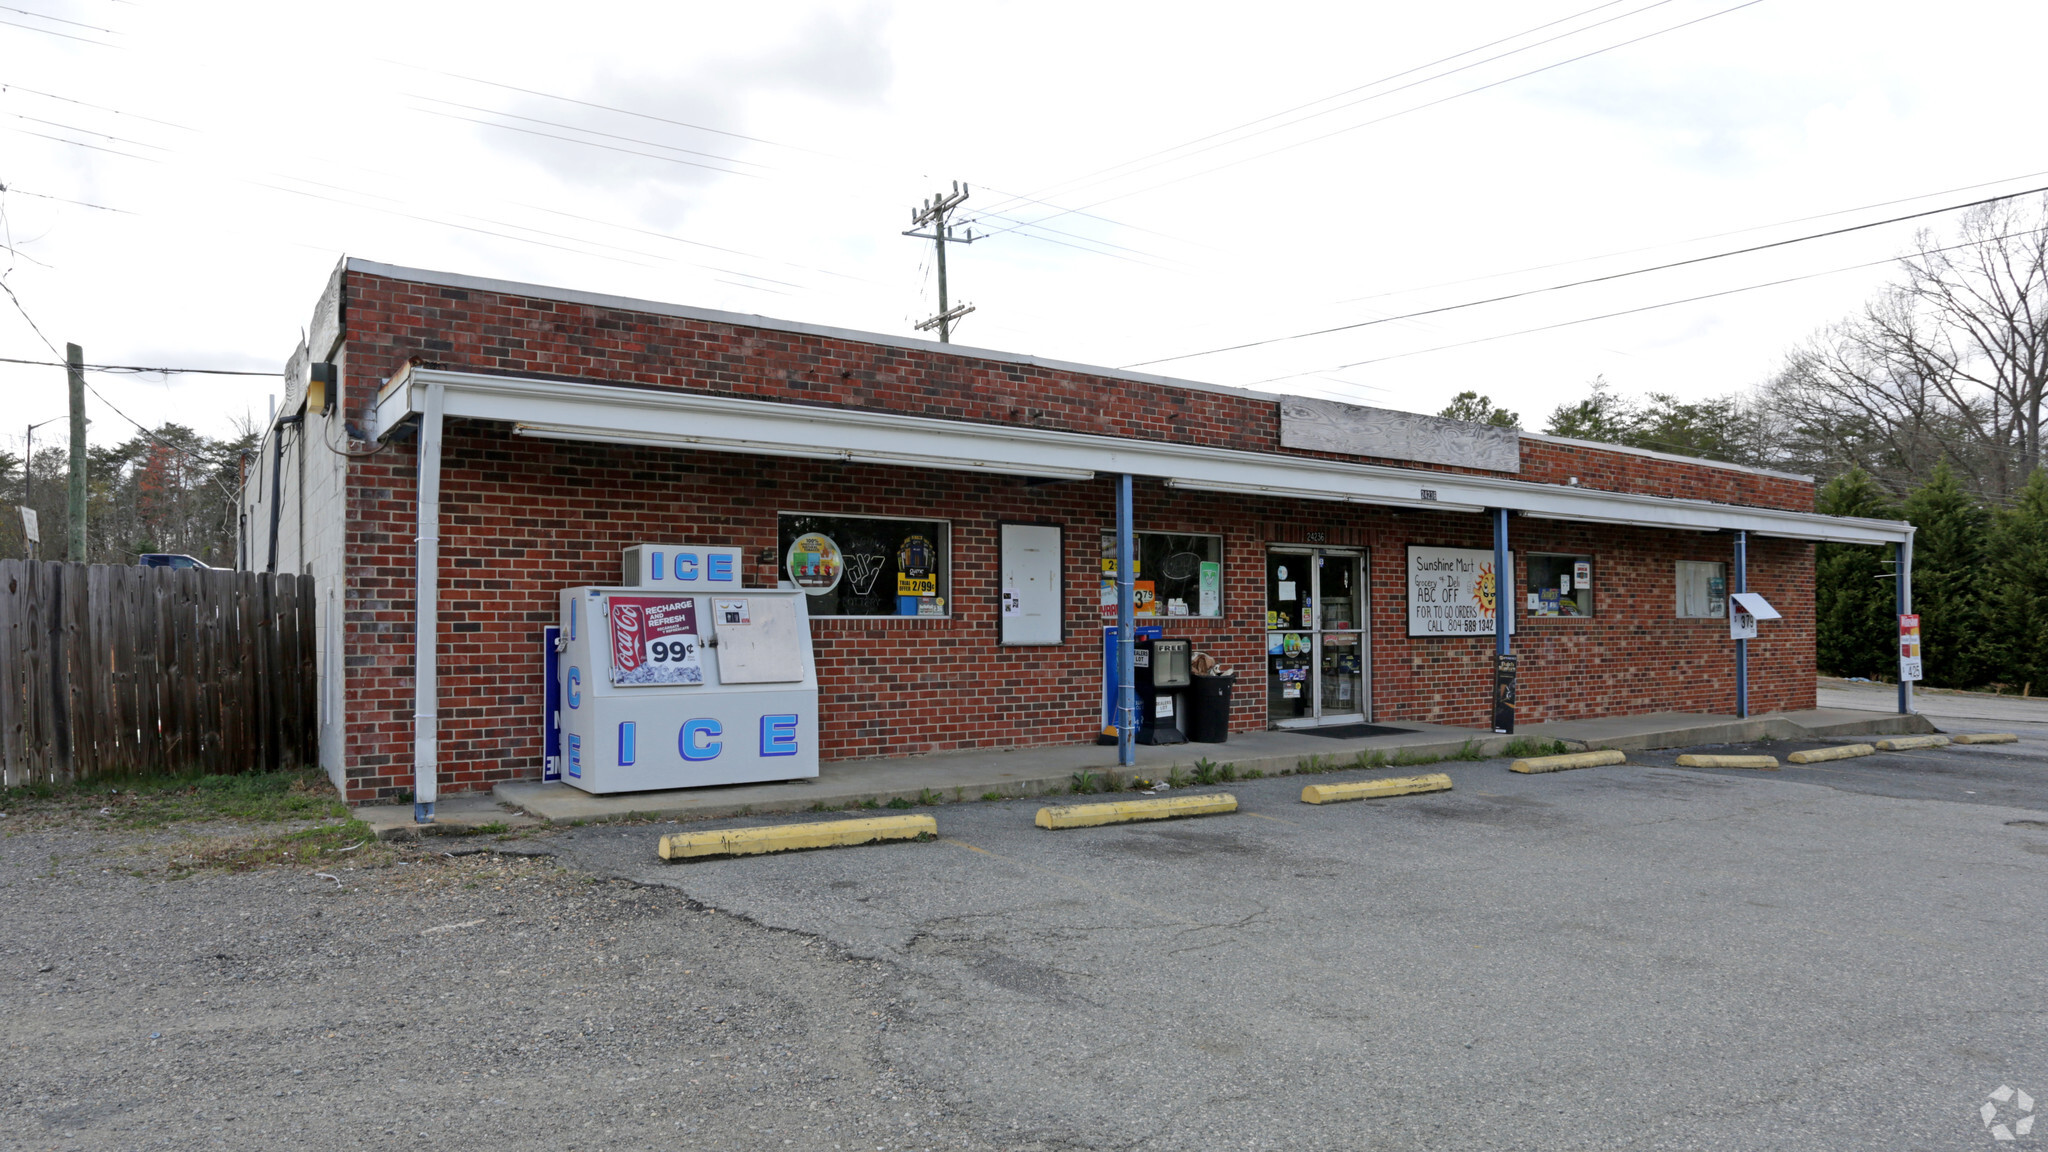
609,595,703,686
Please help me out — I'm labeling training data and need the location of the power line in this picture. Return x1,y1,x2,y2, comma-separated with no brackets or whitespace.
409,105,763,179
408,94,771,170
0,356,280,376
1123,181,2048,369
0,82,197,132
7,127,159,162
77,377,239,500
977,0,1676,219
2,110,169,152
0,15,116,47
1335,166,2048,308
0,184,134,213
982,0,1765,244
0,280,61,357
1242,224,2048,387
393,62,814,152
0,4,118,34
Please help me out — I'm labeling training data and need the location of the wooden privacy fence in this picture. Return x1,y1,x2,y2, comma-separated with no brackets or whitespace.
0,562,316,786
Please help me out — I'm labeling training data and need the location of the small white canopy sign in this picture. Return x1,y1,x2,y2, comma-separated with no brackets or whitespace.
1729,591,1779,640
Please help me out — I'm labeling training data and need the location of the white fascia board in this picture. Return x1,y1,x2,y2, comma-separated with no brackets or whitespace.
373,368,1914,546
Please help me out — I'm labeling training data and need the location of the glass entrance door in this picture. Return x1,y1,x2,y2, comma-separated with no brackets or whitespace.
1266,548,1367,728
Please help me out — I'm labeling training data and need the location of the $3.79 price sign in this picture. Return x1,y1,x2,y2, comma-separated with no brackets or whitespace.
608,594,706,686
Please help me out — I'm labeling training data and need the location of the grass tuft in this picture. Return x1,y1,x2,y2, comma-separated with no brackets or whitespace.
0,767,347,828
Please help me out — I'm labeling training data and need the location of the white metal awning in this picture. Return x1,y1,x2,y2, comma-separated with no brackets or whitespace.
374,367,1915,547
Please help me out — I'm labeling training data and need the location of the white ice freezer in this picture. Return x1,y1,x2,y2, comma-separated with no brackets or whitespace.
557,583,819,794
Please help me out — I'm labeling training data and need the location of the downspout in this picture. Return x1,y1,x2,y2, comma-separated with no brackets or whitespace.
413,378,446,824
1115,473,1135,767
1492,508,1513,733
265,416,301,573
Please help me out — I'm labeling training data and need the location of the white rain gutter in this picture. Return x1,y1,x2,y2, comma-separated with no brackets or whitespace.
412,376,445,824
371,367,1917,547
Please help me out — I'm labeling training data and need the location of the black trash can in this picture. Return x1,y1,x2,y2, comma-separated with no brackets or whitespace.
1186,673,1235,743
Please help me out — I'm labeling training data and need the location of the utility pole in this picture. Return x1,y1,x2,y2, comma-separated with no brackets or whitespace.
66,343,85,562
903,182,977,342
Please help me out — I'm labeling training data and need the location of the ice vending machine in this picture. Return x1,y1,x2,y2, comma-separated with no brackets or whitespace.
556,583,819,794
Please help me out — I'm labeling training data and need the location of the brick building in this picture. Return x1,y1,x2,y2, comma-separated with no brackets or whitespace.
243,259,1914,806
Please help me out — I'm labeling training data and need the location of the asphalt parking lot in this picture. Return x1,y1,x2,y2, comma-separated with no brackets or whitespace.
4,700,2042,1152
549,720,2048,1151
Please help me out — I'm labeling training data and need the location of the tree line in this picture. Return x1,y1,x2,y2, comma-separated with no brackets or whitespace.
1441,195,2048,692
0,422,254,568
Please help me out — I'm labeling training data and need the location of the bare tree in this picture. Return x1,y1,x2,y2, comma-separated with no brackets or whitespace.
1763,196,2048,498
1897,197,2048,492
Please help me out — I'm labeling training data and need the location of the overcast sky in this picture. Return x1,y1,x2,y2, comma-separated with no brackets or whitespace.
3,0,2045,454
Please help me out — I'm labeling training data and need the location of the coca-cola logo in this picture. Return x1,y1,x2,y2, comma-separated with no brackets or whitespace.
612,603,643,672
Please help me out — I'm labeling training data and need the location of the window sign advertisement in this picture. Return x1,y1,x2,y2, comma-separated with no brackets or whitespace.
608,594,704,686
1899,613,1923,682
785,532,844,594
1407,546,1513,637
895,534,938,596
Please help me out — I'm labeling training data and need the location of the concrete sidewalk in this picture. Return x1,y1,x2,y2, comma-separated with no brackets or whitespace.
459,704,1932,831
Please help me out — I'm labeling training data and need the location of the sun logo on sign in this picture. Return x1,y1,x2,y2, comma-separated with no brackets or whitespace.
1476,561,1497,614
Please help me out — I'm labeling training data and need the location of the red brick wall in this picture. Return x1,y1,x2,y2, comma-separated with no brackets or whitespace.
336,423,1813,802
342,269,1815,507
332,269,1818,803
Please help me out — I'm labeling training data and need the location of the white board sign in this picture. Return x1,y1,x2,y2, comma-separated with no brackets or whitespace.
1407,545,1514,638
712,595,807,684
999,523,1063,646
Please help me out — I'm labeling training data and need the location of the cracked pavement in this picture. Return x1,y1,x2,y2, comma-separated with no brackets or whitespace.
4,697,2045,1151
546,717,2048,1150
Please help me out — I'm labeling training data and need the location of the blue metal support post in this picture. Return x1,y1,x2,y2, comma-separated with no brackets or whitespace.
1491,508,1515,733
1116,474,1136,766
1734,529,1748,719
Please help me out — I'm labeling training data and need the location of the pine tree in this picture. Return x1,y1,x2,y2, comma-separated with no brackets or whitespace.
1987,469,2048,693
1813,467,1899,678
1901,460,1991,687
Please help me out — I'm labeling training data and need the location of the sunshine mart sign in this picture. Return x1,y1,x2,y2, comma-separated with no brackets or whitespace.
1407,545,1514,638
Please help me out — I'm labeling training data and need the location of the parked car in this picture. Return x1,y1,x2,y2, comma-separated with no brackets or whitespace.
138,553,210,570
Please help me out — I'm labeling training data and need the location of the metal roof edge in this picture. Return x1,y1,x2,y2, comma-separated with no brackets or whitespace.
1520,430,1814,484
340,257,1276,406
382,367,1913,545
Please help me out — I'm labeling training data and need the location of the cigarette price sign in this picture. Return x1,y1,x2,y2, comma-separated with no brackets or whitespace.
1898,613,1922,682
609,594,704,686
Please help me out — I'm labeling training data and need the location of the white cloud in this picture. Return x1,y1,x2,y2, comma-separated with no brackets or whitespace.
2,0,2045,453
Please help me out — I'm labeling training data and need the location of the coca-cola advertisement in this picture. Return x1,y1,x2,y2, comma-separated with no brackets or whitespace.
608,595,703,686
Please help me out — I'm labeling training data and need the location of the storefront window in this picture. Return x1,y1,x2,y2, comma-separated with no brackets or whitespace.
1098,531,1224,618
1527,553,1595,618
778,513,950,618
1676,560,1727,618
